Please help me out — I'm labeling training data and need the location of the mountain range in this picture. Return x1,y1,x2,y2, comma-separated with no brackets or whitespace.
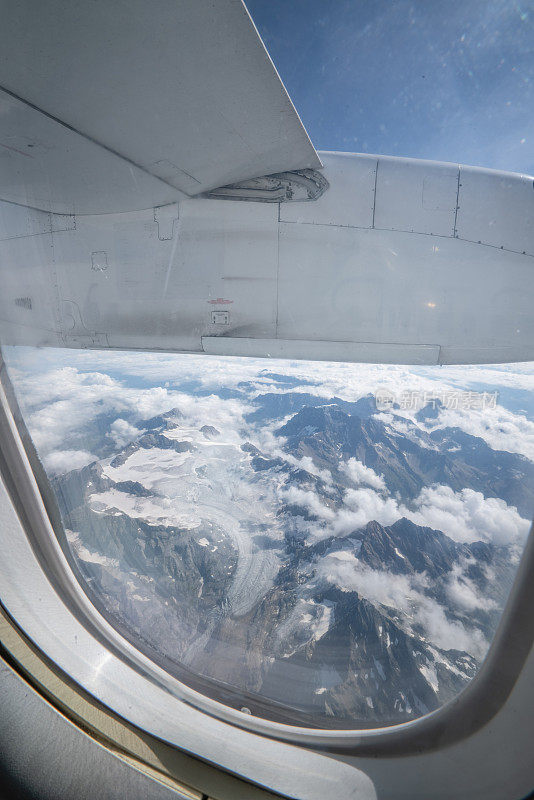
50,393,532,727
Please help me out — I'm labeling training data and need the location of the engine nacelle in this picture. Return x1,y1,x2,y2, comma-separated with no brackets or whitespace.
1,152,532,364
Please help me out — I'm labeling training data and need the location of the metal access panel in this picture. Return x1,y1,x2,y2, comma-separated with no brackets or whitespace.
374,157,459,237
455,166,534,256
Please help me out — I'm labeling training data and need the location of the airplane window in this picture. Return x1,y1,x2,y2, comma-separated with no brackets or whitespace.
2,345,532,728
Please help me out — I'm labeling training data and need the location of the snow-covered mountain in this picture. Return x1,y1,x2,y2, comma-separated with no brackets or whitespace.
50,391,532,727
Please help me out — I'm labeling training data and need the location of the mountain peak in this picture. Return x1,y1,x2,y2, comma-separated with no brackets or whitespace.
415,399,444,422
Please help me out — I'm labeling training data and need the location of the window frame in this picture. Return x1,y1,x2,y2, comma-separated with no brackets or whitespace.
0,347,533,767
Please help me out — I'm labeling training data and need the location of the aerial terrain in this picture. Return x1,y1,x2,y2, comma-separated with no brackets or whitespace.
5,348,533,727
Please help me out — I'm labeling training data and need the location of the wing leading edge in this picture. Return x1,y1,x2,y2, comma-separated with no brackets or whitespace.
0,0,321,214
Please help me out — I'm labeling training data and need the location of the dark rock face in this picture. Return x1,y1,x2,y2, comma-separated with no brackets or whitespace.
259,590,448,722
55,461,238,666
416,399,444,422
50,393,530,728
138,432,194,453
109,432,193,467
142,408,183,430
428,427,534,518
247,392,378,424
114,480,153,497
277,404,534,518
200,425,220,439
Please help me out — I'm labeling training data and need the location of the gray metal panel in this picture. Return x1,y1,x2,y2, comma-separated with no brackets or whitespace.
202,337,440,364
456,166,534,256
374,158,458,236
276,215,534,359
0,154,533,365
0,0,320,213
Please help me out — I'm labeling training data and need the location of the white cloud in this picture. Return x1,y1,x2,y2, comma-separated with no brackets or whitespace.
283,484,399,539
291,454,333,483
108,419,142,448
424,405,534,461
4,358,253,461
5,347,534,457
280,486,336,521
329,487,400,535
304,479,530,548
405,485,530,546
445,560,497,613
249,428,334,484
44,449,97,474
340,458,386,490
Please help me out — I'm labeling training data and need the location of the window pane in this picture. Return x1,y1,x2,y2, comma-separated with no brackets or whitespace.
3,346,533,727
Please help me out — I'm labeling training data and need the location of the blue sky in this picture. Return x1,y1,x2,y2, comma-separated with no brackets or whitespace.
245,0,534,173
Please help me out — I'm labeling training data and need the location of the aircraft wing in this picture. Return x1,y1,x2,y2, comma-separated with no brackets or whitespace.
0,0,320,214
0,0,532,365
